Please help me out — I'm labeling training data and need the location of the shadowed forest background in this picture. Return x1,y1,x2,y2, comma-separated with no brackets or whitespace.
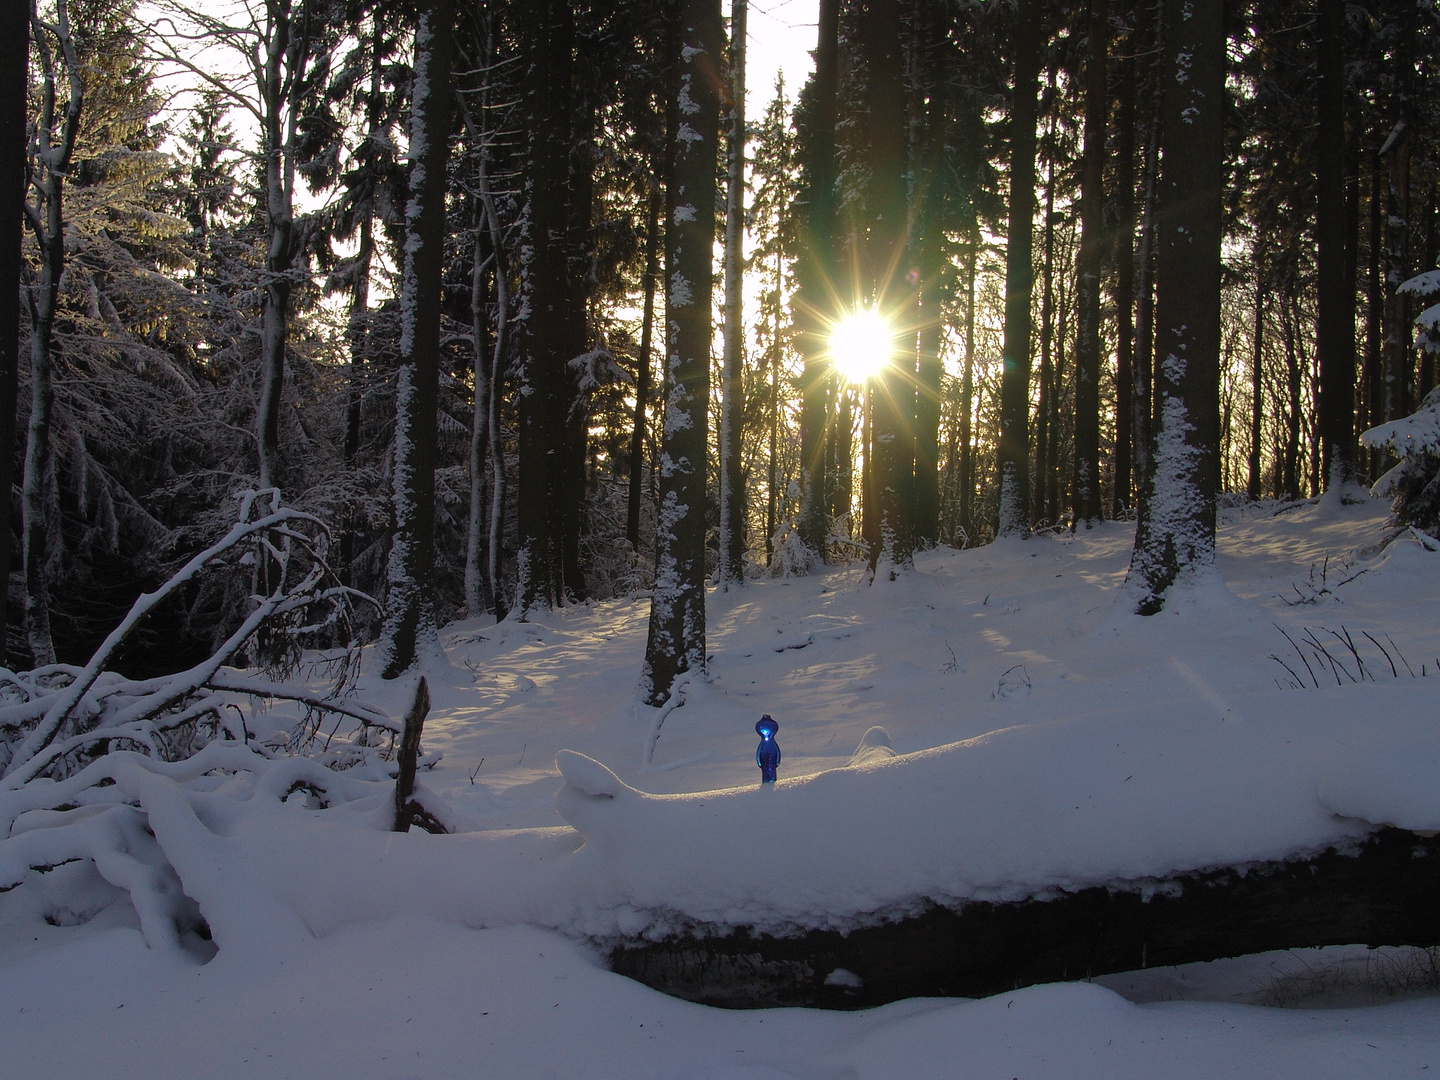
3,0,1438,686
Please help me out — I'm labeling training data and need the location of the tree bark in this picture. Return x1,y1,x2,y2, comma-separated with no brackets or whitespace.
997,0,1041,538
796,0,839,559
1071,0,1107,527
641,0,721,707
863,0,913,574
515,0,574,615
1113,43,1137,517
718,0,747,587
256,0,306,493
1314,0,1354,493
22,4,83,667
1247,254,1265,501
627,178,661,553
378,0,453,678
0,0,29,665
1129,0,1222,615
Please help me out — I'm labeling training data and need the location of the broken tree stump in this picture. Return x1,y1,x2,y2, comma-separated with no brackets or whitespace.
610,828,1440,1009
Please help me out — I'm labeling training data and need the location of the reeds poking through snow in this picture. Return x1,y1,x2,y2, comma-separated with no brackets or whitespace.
1269,623,1433,689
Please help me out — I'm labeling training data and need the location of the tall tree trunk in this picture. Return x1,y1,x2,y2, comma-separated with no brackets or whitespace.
1071,0,1107,527
1247,254,1265,501
1281,292,1301,500
1132,0,1163,507
1113,43,1137,517
1314,0,1355,494
796,0,839,559
480,166,510,619
997,0,1040,538
516,0,574,615
559,89,597,602
22,4,83,667
465,217,492,617
913,5,946,548
627,178,661,552
766,252,781,563
1129,0,1222,614
0,0,29,664
1419,181,1438,400
641,0,721,707
1035,72,1057,528
719,0,747,587
256,0,306,493
1363,154,1384,478
958,244,978,543
864,0,913,574
378,0,454,678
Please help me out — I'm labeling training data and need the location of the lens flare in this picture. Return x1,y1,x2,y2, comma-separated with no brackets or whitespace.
828,308,892,384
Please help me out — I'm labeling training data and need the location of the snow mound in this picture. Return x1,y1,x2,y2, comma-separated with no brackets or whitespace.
1317,741,1440,832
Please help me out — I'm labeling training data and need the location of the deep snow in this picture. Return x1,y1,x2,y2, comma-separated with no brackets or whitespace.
2,496,1439,1078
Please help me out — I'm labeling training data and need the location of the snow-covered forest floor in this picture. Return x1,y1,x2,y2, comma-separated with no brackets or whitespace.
4,497,1440,1078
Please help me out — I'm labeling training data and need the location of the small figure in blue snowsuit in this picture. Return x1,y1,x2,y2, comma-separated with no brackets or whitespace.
755,715,781,783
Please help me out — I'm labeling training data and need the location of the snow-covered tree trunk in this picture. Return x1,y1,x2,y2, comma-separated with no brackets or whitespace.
1129,0,1223,615
22,3,83,668
255,0,305,493
377,0,454,678
641,0,721,707
1071,0,1107,528
0,0,27,665
718,0,747,589
795,0,839,561
997,0,1040,539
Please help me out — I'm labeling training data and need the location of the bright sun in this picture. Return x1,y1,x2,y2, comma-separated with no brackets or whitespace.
829,308,892,383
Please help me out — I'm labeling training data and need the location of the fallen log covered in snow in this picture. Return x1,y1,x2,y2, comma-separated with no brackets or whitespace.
611,827,1440,1008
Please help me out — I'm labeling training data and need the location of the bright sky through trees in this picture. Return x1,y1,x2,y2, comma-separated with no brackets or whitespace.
829,307,893,383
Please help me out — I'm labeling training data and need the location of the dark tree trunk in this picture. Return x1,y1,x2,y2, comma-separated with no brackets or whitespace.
516,0,574,615
1314,0,1355,493
863,0,913,574
378,0,454,678
560,83,598,602
0,2,29,664
1035,74,1057,528
1281,293,1302,501
1247,256,1265,501
997,0,1041,538
1113,44,1137,517
959,238,977,542
256,0,306,493
912,4,946,548
1363,155,1384,479
719,0,747,587
627,179,661,553
641,0,721,707
1132,1,1163,507
1071,0,1107,528
796,0,840,558
22,5,83,668
465,216,492,616
1129,0,1222,614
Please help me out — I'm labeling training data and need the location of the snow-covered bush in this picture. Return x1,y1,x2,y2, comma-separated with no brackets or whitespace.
1361,267,1440,533
0,493,442,954
1362,386,1440,533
